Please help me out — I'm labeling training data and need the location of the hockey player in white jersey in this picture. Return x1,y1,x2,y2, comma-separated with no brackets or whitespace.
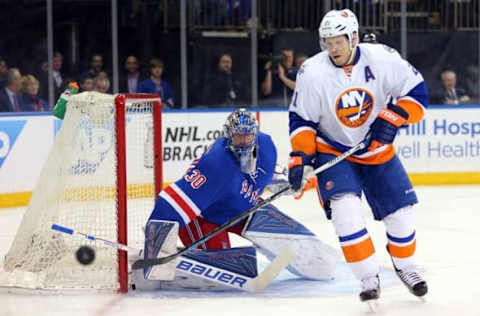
288,9,428,303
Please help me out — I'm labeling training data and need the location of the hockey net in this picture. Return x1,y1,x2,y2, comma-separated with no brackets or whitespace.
0,92,162,293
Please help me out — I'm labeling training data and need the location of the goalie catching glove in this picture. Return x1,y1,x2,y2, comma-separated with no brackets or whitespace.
367,103,409,151
288,152,317,199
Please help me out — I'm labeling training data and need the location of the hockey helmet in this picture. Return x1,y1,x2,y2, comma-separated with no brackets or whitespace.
318,9,359,51
223,108,259,175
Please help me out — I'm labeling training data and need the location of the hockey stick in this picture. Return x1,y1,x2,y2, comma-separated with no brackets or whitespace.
246,247,295,292
51,223,143,256
51,223,294,292
132,141,367,270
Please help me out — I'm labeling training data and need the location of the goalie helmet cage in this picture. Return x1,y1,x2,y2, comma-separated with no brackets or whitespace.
0,92,162,293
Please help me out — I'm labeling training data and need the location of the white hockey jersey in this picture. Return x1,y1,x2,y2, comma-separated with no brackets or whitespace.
289,43,428,165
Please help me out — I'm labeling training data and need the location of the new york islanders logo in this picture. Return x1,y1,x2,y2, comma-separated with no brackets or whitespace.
335,88,374,128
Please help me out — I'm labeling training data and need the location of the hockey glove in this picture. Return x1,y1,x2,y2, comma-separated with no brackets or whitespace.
368,104,409,151
288,152,317,199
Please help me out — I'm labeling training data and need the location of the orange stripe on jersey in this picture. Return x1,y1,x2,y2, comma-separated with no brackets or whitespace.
341,237,375,263
316,142,395,165
397,99,424,124
337,106,368,117
291,130,316,155
387,240,416,258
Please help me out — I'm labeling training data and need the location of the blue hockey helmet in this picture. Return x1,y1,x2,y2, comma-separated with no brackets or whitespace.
223,108,259,174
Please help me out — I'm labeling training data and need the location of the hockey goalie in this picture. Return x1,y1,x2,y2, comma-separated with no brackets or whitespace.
132,108,340,292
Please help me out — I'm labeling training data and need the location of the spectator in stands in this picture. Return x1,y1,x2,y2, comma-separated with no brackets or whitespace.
38,52,66,100
295,53,308,69
0,68,23,112
137,58,175,108
79,75,94,92
96,71,111,93
119,55,143,93
93,76,110,94
52,52,65,97
0,56,8,88
83,54,105,79
436,70,471,105
261,48,297,107
206,53,246,107
20,75,48,111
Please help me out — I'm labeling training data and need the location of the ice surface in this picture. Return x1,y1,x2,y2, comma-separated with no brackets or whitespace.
1,186,479,316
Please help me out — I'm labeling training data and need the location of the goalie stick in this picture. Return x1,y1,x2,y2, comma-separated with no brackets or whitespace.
50,223,295,292
132,140,367,270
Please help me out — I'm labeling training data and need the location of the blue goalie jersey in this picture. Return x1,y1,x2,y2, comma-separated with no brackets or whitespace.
149,132,277,227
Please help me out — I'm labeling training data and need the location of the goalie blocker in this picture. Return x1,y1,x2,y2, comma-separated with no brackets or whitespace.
134,203,339,291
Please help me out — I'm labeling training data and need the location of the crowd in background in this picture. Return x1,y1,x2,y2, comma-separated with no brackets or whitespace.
1,0,479,112
0,48,302,111
0,53,177,112
0,42,478,112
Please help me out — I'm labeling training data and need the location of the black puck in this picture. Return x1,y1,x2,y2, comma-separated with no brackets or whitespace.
76,246,95,265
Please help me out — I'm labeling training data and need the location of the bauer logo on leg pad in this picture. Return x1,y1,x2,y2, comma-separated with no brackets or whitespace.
176,259,248,289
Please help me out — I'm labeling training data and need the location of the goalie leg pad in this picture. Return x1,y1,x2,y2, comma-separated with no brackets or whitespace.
242,203,339,280
133,246,259,292
143,219,179,280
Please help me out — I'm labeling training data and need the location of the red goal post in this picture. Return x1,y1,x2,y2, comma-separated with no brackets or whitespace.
115,93,163,292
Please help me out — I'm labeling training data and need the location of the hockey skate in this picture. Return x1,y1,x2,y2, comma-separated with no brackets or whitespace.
393,265,428,298
359,275,380,311
387,246,428,298
359,275,380,301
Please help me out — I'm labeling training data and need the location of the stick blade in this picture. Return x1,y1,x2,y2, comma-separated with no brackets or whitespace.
249,247,296,292
132,259,147,270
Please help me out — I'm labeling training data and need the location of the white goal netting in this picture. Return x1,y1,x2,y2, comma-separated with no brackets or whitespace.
0,92,160,292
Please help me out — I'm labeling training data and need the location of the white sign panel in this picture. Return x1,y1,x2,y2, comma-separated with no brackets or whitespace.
395,108,480,172
0,115,54,193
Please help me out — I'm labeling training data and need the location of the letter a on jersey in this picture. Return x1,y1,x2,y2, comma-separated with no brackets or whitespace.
364,66,376,82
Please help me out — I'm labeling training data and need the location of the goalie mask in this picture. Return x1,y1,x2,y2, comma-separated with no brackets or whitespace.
223,108,259,175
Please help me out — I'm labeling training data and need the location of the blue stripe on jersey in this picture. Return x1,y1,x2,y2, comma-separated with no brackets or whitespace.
339,228,368,242
289,111,318,134
387,231,416,243
404,81,429,108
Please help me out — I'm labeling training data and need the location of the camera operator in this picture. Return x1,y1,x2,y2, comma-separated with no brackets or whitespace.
261,48,297,107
